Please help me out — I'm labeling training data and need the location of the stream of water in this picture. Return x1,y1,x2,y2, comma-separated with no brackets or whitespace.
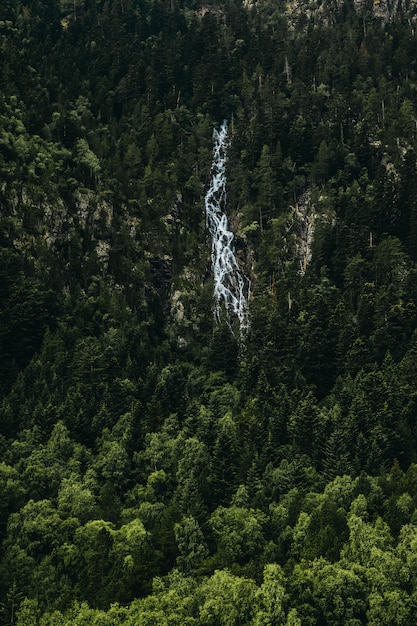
205,120,250,332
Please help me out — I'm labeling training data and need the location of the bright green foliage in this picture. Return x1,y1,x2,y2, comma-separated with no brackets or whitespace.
209,505,267,569
366,590,411,626
253,564,287,626
57,475,97,524
126,570,199,625
198,569,257,625
174,515,208,574
305,558,367,625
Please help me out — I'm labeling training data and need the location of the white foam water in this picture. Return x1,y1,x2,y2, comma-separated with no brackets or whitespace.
205,120,250,332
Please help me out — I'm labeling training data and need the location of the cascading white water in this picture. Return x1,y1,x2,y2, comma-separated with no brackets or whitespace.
205,120,250,331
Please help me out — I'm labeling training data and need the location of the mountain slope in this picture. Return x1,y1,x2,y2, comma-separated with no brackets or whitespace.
1,0,417,623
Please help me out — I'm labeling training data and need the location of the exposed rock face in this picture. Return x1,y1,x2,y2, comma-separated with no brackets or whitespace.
353,0,416,22
95,240,111,272
292,191,315,275
252,0,417,30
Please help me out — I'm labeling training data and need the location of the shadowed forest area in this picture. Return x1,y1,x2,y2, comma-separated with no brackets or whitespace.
2,0,417,623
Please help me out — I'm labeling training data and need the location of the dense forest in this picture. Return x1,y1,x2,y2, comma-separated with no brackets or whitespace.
1,0,417,623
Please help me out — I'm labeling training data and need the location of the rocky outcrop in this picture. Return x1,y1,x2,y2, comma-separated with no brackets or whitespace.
292,191,315,275
252,0,417,31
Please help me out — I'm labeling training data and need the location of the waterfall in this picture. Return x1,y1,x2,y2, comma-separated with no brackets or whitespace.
205,120,250,332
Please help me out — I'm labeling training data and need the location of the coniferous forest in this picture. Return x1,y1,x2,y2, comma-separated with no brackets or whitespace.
2,0,417,623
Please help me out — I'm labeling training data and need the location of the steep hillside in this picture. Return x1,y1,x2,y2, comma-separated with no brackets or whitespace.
1,0,417,623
